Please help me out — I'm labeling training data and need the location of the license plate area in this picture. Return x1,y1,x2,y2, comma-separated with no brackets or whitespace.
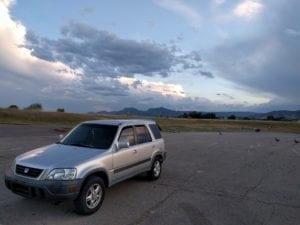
12,182,31,196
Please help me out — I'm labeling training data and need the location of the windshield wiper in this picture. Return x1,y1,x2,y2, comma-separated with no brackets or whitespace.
68,143,95,148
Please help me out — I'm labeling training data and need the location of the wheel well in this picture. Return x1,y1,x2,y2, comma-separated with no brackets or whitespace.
155,154,163,162
83,171,109,188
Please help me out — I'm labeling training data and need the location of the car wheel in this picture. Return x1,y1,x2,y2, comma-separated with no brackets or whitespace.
74,176,105,215
147,158,162,180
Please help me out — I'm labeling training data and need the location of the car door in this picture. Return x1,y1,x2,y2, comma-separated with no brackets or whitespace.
134,125,153,170
112,126,139,181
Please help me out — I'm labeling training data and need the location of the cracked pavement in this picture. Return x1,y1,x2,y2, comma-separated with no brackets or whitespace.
0,125,300,225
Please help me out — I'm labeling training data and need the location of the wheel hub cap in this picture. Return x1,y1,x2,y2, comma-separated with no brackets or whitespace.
153,161,161,177
86,183,102,209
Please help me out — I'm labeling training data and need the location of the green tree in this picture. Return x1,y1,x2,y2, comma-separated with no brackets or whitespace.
25,103,42,111
228,114,236,120
202,113,217,119
57,108,65,112
8,105,19,110
189,111,202,118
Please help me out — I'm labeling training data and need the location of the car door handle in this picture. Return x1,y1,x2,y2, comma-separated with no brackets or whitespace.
133,149,137,154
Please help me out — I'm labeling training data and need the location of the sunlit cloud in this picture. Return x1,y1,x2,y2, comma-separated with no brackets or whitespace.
233,0,263,19
0,0,80,82
2,0,14,7
214,0,226,5
118,77,186,98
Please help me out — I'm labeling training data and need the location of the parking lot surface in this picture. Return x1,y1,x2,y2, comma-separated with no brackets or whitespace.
0,124,300,225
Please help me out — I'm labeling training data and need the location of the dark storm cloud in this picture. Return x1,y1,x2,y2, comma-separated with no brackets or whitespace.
81,78,130,97
216,93,234,100
25,31,56,61
209,0,300,104
26,22,212,78
199,71,213,78
131,80,143,89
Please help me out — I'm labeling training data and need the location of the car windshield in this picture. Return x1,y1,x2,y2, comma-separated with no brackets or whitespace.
59,124,118,150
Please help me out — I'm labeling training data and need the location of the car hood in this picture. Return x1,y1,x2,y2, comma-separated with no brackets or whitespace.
16,144,106,169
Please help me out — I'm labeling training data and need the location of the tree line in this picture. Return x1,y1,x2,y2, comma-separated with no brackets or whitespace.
178,111,289,121
6,103,65,112
179,111,217,119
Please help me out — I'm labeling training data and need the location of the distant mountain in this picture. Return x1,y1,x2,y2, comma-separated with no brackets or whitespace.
112,107,144,116
145,107,183,117
98,107,300,120
98,107,184,117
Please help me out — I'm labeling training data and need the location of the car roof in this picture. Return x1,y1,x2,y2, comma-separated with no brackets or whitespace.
81,119,156,126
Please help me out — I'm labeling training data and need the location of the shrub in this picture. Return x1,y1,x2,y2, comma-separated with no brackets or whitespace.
227,114,236,120
8,105,19,110
25,103,42,111
57,108,65,112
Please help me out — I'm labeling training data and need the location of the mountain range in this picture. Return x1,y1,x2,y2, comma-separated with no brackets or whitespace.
97,107,300,120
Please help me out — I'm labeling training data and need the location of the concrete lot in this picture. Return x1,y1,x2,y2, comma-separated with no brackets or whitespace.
0,124,300,225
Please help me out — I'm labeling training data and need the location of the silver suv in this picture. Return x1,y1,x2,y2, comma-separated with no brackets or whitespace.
5,119,166,214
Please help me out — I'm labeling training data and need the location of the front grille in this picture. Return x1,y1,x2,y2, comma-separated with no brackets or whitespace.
15,164,43,178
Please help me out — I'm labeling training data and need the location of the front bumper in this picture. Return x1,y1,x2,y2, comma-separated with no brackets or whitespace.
4,168,83,201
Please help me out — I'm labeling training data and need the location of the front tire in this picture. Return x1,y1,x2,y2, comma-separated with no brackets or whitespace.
147,158,162,180
74,176,105,215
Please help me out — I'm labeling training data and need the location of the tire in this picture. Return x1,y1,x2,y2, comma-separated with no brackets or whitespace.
147,158,162,180
74,176,105,215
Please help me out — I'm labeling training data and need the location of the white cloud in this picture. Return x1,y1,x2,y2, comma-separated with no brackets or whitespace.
233,0,263,19
0,0,80,83
2,0,14,7
154,0,201,29
285,28,300,37
214,0,226,5
118,77,186,98
208,0,300,109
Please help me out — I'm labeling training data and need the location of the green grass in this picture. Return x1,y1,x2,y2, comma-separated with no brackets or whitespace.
1,109,300,133
0,109,114,126
156,118,300,133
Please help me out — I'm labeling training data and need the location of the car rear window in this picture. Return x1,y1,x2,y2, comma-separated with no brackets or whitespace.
149,124,162,139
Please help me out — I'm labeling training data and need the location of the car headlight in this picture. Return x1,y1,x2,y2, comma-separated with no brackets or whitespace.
47,168,76,180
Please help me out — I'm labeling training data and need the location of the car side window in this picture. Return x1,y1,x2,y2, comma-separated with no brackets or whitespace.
119,126,136,146
149,124,162,139
135,125,152,144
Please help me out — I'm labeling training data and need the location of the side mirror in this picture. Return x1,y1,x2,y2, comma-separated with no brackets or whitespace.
117,137,129,150
58,134,64,140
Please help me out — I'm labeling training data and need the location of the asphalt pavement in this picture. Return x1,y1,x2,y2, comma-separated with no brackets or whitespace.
0,124,300,225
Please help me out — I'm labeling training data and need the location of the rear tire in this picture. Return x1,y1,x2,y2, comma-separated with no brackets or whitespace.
147,158,162,180
74,176,105,215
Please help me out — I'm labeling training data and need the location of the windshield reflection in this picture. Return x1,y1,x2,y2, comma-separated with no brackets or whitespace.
58,124,118,150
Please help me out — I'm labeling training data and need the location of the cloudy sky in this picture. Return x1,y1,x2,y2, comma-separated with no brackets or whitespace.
0,0,299,112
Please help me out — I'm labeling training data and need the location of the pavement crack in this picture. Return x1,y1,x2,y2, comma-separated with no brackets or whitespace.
262,205,276,225
242,177,264,198
248,197,300,209
179,202,213,225
157,185,300,210
127,189,178,225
